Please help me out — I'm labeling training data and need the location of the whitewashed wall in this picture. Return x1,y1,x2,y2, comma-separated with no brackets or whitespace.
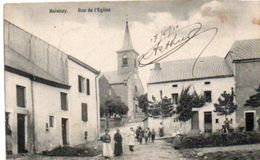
67,59,99,145
33,82,69,152
147,77,236,133
5,72,32,154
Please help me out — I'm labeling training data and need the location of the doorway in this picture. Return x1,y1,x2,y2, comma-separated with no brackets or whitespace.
62,118,68,145
204,112,212,133
191,111,199,130
245,112,255,131
17,114,26,153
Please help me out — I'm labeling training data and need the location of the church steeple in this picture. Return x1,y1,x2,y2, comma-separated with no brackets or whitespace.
119,18,134,51
117,17,139,74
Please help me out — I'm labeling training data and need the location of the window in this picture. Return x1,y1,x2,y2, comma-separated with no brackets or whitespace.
86,78,90,95
171,93,179,104
5,112,10,126
81,103,88,122
160,90,163,97
135,85,138,93
84,131,88,140
49,116,54,127
60,92,68,110
215,119,219,124
16,85,26,107
204,81,211,85
122,55,128,67
172,84,178,87
78,75,85,93
204,91,212,102
134,59,137,67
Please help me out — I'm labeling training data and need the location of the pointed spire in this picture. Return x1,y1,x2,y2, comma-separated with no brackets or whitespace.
119,16,134,51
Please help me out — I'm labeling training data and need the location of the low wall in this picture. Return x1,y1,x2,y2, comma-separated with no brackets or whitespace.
144,116,191,136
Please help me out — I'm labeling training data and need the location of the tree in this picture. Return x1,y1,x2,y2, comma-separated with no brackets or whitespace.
176,86,205,122
214,88,237,118
137,94,150,115
158,96,174,117
245,85,260,108
100,96,129,117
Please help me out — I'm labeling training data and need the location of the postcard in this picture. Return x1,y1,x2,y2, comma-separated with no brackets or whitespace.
3,0,260,159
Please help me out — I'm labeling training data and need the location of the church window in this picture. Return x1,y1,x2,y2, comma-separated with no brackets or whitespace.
122,55,128,67
134,59,137,67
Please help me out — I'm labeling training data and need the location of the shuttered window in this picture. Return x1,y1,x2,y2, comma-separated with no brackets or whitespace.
204,91,212,102
78,75,85,93
86,78,90,95
61,92,68,110
49,116,54,127
81,103,88,122
16,85,25,107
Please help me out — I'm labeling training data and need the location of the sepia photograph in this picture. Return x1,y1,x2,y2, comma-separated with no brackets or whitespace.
2,0,260,159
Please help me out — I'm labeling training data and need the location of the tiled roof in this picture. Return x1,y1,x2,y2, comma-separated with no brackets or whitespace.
148,56,233,84
5,46,69,87
228,39,260,61
103,71,130,84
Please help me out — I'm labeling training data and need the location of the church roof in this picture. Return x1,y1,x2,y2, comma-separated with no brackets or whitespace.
118,20,135,52
148,56,233,84
226,39,260,62
103,71,131,84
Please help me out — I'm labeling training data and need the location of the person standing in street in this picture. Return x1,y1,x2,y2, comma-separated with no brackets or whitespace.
159,122,164,137
138,128,144,144
101,129,113,159
114,129,123,156
151,129,156,143
148,128,151,142
128,127,135,152
144,129,149,144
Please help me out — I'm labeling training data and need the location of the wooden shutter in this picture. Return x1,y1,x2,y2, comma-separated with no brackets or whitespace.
78,75,82,92
16,85,25,107
61,92,68,110
86,78,90,95
81,103,88,122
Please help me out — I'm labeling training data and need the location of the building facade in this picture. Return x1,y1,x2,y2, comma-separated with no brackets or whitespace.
225,39,260,131
147,56,235,134
102,20,144,119
4,20,100,154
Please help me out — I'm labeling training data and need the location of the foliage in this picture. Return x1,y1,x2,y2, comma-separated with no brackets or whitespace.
158,96,174,117
172,131,260,149
100,96,128,117
42,146,101,157
137,93,150,114
176,86,205,122
245,85,260,108
214,88,237,117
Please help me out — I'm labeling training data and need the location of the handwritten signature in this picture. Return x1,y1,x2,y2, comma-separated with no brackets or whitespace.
137,22,218,76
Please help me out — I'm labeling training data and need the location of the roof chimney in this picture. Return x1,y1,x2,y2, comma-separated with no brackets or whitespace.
154,63,161,70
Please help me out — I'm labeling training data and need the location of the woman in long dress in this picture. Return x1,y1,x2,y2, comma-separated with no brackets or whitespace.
128,127,135,152
102,129,113,158
114,129,123,156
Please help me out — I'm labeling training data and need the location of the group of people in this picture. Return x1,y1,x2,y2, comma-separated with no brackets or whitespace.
101,128,135,159
100,126,156,159
136,126,156,144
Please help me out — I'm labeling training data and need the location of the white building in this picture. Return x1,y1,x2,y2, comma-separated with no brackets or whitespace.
4,20,100,154
147,56,235,134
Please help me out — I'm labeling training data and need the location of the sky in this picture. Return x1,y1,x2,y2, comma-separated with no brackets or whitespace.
4,0,260,90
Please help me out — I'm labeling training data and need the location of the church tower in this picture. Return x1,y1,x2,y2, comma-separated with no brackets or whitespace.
117,19,139,74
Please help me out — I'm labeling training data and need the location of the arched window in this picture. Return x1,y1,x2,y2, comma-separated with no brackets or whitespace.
122,55,128,67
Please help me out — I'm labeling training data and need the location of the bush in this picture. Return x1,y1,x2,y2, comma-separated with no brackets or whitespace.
42,146,101,157
173,131,260,149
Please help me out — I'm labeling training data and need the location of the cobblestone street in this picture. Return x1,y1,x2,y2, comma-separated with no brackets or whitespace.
107,139,182,160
